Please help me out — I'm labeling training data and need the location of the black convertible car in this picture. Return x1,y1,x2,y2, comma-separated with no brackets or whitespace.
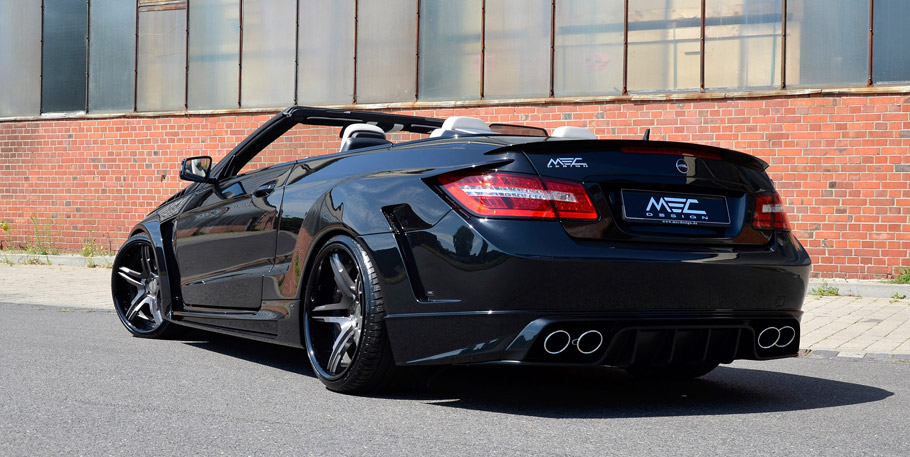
112,106,811,393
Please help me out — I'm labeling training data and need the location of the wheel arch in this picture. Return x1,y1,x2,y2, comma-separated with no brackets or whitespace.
298,228,400,392
119,220,180,319
296,226,363,308
111,221,184,338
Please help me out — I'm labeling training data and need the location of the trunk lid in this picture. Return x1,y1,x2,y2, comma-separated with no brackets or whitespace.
517,140,776,246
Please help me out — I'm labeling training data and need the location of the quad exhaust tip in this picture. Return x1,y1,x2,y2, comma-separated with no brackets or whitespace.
757,326,796,349
545,326,796,354
543,329,604,355
576,330,604,354
543,330,571,354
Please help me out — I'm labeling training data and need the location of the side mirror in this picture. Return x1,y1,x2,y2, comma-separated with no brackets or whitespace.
179,156,215,183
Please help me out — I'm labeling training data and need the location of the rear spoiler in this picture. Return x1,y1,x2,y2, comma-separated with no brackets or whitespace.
516,139,770,171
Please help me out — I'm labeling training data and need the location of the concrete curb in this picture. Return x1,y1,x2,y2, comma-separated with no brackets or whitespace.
807,279,910,299
1,253,114,268
3,253,909,299
800,349,910,362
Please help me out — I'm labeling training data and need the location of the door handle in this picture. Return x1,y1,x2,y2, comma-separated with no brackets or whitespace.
252,182,276,198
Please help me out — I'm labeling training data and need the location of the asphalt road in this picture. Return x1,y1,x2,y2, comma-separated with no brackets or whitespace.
1,303,908,456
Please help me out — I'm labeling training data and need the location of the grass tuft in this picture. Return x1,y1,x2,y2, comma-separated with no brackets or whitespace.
810,281,840,296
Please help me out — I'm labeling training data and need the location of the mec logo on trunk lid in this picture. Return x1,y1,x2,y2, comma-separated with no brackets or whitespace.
547,158,588,168
622,190,731,227
646,197,706,216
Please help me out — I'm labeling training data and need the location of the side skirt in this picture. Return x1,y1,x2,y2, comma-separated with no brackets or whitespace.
168,300,303,349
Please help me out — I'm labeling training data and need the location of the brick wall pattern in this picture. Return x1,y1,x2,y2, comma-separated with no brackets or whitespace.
1,94,908,279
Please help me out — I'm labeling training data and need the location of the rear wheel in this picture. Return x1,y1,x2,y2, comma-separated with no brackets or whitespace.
112,233,182,338
303,235,396,393
623,362,720,382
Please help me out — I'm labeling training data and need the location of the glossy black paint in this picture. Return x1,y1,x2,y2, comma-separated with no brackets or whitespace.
175,163,294,309
125,106,811,369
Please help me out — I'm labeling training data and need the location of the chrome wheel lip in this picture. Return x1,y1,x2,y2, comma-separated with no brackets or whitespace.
112,243,163,334
304,244,366,382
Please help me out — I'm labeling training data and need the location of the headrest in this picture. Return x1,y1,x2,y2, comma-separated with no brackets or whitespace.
551,126,597,139
440,116,491,133
341,123,385,140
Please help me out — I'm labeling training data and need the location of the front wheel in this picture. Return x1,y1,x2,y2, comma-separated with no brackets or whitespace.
112,233,182,339
303,235,397,393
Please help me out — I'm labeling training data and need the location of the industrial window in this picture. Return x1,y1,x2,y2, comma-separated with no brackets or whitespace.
0,1,41,117
627,0,702,92
188,0,240,109
298,0,354,105
705,0,782,89
240,0,296,108
872,0,910,85
554,0,624,96
484,0,550,99
42,0,88,113
89,0,137,113
355,0,416,103
786,0,868,88
418,0,482,101
5,0,910,119
137,4,187,112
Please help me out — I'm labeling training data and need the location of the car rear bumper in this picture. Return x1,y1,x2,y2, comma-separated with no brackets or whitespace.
361,211,811,366
385,311,802,366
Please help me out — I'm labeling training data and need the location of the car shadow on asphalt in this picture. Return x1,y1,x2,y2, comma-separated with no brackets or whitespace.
401,363,894,418
176,330,893,418
180,329,317,378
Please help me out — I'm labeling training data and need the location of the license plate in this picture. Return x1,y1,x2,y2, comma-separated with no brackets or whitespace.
621,190,731,227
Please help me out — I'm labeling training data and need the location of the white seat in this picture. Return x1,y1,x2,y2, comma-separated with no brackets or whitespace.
341,123,385,140
438,116,492,135
339,123,390,152
551,126,596,139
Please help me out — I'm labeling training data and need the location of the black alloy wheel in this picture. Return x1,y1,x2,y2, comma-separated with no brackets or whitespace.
303,235,395,393
112,233,180,338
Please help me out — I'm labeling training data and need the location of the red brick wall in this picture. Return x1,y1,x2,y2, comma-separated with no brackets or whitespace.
1,94,908,279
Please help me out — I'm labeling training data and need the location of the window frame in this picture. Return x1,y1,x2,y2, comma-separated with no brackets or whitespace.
3,0,906,121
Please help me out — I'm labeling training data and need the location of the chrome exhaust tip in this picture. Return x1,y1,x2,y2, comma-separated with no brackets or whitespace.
543,330,571,354
576,330,604,354
777,326,796,348
758,325,797,349
757,327,780,349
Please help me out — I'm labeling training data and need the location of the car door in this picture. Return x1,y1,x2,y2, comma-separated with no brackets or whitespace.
174,163,294,309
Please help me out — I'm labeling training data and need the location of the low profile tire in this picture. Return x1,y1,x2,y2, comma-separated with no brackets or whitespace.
112,233,182,339
623,362,720,382
303,235,397,394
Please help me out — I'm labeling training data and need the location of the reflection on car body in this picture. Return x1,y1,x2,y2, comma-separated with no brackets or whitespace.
111,106,812,393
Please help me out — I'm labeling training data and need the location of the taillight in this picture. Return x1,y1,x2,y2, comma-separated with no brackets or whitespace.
753,193,791,231
542,179,599,220
439,171,598,220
